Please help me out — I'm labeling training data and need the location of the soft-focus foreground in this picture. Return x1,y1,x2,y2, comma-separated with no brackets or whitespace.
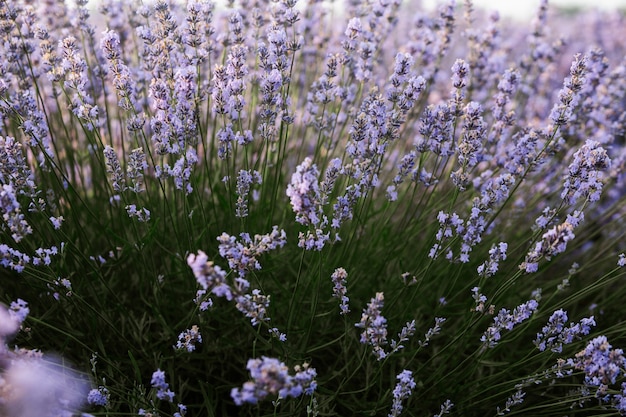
1,0,626,415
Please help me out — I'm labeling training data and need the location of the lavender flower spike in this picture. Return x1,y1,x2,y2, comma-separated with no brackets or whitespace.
388,370,416,417
355,292,388,360
231,357,317,405
331,267,350,315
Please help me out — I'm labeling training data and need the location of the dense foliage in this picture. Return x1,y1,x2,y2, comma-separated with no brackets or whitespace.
1,0,626,416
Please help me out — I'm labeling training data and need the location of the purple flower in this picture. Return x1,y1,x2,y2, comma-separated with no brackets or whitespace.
235,170,262,218
534,309,596,353
217,226,286,277
1,184,33,242
481,299,539,349
521,211,583,273
286,157,323,227
87,386,110,407
477,242,508,278
126,205,151,222
104,146,126,192
9,298,29,324
355,292,388,360
419,317,446,348
234,289,271,327
548,53,587,128
231,357,317,405
127,148,148,193
0,136,37,198
187,250,232,301
174,325,202,353
151,369,175,402
561,140,611,205
434,399,454,417
472,287,488,313
101,29,139,112
390,320,417,354
573,336,626,387
61,36,99,126
269,327,287,342
331,267,350,315
451,58,470,89
388,370,416,417
0,303,19,339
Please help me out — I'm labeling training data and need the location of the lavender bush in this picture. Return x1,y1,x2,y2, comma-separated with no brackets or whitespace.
1,0,626,415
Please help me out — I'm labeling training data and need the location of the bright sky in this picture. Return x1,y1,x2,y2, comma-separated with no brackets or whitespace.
423,0,626,20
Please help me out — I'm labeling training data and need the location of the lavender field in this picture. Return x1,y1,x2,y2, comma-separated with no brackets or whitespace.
1,0,626,415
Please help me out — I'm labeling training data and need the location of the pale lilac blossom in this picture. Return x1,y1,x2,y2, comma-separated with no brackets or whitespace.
175,325,202,352
418,317,446,348
235,170,262,218
534,309,595,353
481,299,539,349
104,145,126,192
217,226,286,277
187,250,232,301
49,216,64,230
87,386,110,407
330,267,350,315
477,242,508,278
1,184,33,242
151,369,175,402
561,140,611,205
126,204,151,222
434,399,454,417
8,298,29,324
573,336,626,388
388,370,415,417
231,357,317,405
355,292,388,360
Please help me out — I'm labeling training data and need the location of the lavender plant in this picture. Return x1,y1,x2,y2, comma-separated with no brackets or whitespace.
2,0,626,416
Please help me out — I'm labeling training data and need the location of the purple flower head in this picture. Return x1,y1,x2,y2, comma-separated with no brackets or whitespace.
573,336,626,387
355,292,388,360
286,157,324,226
87,386,110,407
388,370,416,417
534,309,596,353
477,242,508,278
1,184,33,242
9,298,29,324
0,136,37,198
187,250,232,301
235,289,271,327
331,267,350,315
231,357,317,405
451,58,470,89
125,205,151,222
419,317,446,348
561,140,611,205
521,211,582,273
151,369,175,402
481,299,539,349
101,29,139,112
549,53,587,127
236,170,262,218
0,302,19,339
175,325,202,353
217,226,286,277
104,146,126,192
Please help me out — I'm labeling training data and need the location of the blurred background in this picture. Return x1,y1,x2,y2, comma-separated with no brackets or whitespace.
423,0,626,20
